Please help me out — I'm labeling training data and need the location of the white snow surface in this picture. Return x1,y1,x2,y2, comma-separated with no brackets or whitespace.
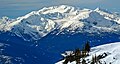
56,42,120,64
1,5,120,40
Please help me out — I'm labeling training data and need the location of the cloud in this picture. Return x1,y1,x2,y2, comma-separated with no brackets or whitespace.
0,0,103,7
52,0,103,4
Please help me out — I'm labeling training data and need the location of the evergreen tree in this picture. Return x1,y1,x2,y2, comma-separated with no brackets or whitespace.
76,58,80,64
94,54,97,63
69,53,73,62
84,41,90,53
81,51,86,57
75,48,81,59
91,54,102,64
63,56,69,64
63,60,68,64
63,53,74,64
74,48,81,64
91,55,95,64
82,58,86,64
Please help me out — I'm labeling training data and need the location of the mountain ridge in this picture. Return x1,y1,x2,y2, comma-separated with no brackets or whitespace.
0,5,120,41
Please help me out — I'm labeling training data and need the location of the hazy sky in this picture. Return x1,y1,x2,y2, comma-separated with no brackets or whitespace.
0,0,119,18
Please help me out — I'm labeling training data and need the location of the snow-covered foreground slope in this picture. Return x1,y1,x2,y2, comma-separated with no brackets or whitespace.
56,42,120,64
1,5,120,41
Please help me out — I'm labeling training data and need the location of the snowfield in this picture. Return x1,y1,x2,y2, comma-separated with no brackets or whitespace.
56,42,120,64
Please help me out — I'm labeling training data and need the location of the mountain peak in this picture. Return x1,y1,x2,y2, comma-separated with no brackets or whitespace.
58,5,73,8
0,5,120,41
94,7,100,11
94,7,113,14
94,7,102,11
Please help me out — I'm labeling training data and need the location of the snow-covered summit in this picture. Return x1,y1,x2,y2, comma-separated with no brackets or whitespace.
0,5,120,40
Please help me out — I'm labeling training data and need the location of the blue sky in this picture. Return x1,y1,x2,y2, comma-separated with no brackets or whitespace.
0,0,119,18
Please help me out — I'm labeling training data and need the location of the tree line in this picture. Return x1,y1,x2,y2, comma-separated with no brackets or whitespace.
61,41,107,64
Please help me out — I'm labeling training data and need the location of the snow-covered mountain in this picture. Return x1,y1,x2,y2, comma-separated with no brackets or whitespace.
1,5,120,41
56,42,120,64
1,5,120,64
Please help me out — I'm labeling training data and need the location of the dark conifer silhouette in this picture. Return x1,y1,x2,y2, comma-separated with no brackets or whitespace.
84,41,90,53
62,41,92,64
75,48,81,58
91,55,95,64
75,48,81,64
82,58,86,64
